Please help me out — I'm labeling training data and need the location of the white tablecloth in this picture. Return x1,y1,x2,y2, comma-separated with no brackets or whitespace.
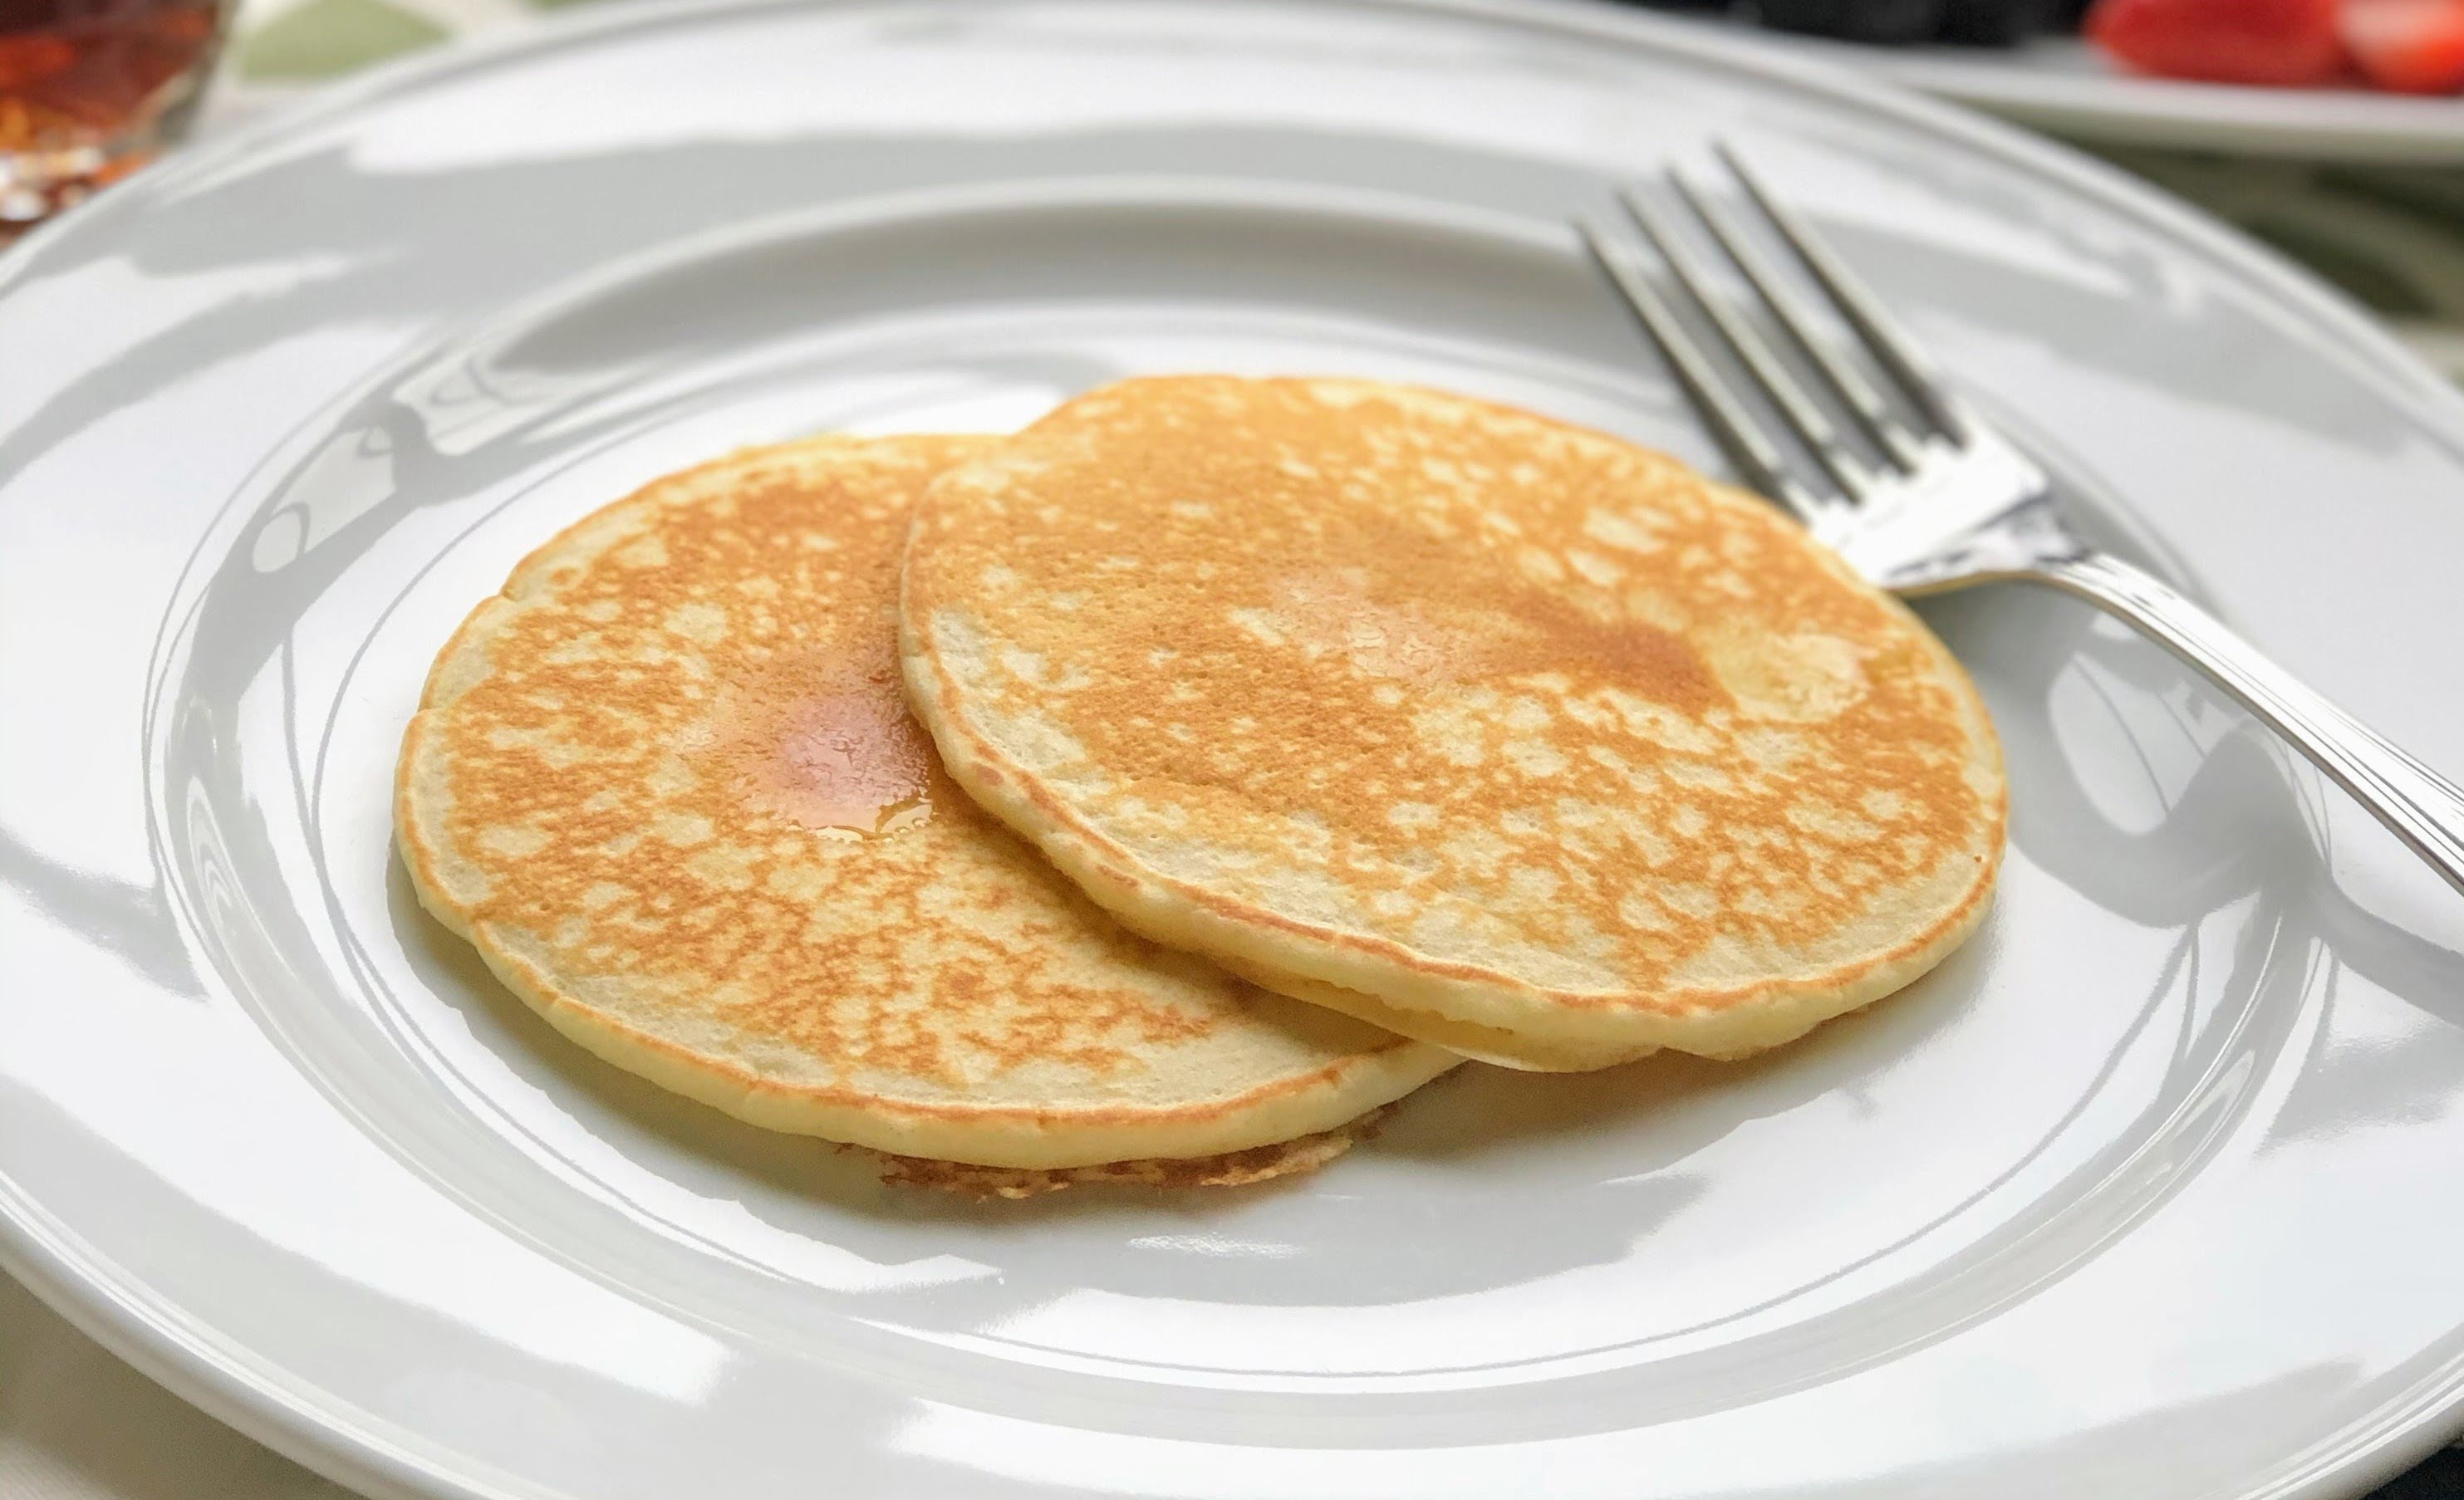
0,1274,348,1499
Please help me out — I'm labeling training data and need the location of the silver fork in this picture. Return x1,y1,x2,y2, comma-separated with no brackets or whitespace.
1580,145,2464,899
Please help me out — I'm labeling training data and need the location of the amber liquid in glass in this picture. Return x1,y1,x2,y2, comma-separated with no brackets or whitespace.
0,0,223,229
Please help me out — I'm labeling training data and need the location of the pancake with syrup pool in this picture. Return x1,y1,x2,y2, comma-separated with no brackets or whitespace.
899,376,2007,1071
396,433,1457,1180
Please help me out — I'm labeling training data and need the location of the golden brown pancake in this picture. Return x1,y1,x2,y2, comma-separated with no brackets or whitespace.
396,434,1457,1171
900,377,2006,1071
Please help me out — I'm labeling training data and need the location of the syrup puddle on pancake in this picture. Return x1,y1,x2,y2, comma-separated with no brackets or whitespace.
695,646,935,840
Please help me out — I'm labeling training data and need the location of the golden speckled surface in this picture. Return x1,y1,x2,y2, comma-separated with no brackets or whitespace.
397,434,1456,1169
901,377,2006,1069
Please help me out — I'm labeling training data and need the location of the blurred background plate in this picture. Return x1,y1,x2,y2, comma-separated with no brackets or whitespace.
1644,16,2464,163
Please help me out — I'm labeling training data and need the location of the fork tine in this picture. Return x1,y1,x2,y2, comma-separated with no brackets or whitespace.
1577,221,1831,527
1671,171,1927,473
1715,142,1967,442
1616,184,1877,504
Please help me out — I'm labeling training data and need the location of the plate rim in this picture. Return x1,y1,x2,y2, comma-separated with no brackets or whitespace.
4,1,2464,1497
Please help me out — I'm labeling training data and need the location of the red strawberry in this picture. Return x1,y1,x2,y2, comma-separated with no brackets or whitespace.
2344,0,2464,94
2085,0,2345,86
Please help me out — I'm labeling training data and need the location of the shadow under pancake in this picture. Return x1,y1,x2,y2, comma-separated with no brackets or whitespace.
1377,924,1990,1169
385,850,1716,1305
378,827,2099,1362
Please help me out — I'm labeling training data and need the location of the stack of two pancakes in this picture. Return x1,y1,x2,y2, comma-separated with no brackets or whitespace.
398,377,2006,1194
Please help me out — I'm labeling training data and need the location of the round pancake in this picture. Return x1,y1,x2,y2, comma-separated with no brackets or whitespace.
396,434,1455,1170
900,376,2006,1071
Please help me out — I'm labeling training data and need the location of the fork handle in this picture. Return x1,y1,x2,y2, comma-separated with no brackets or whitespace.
2029,551,2464,899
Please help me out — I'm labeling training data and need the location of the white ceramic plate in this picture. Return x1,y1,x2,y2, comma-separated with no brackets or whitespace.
1650,17,2464,162
6,2,2464,1497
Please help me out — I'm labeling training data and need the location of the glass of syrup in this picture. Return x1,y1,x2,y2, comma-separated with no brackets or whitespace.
0,0,231,237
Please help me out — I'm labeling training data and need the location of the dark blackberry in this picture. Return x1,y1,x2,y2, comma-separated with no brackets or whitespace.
1751,0,1951,44
1939,0,2058,44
